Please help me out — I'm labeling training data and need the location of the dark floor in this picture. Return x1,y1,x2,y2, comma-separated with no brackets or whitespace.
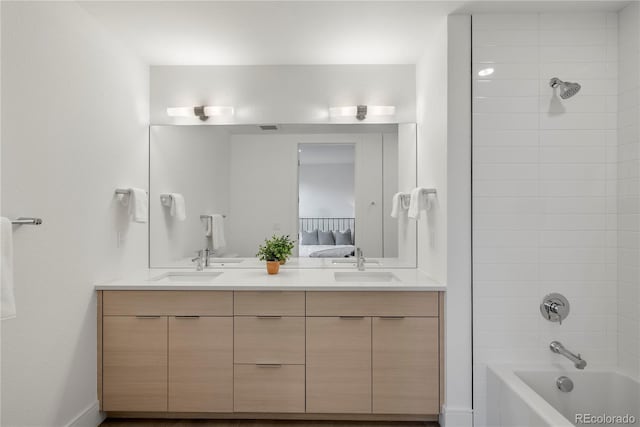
100,419,438,427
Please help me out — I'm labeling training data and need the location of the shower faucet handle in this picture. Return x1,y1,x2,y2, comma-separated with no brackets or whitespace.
540,293,570,325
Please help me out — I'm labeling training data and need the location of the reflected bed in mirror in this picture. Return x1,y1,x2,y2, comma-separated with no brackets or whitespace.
149,123,417,268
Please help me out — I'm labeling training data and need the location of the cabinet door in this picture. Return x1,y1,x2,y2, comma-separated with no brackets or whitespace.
306,317,371,413
103,316,168,411
169,316,233,412
372,317,439,414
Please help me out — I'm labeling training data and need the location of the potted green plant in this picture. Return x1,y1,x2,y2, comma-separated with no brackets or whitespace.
256,234,295,274
275,234,295,265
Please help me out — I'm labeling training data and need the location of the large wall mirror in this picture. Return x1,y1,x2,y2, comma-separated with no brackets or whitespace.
149,123,417,268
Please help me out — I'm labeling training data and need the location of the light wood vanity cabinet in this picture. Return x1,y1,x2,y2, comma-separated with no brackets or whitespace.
98,290,444,420
168,316,233,412
306,316,372,413
372,317,439,414
102,315,168,412
101,291,234,412
233,291,306,413
305,291,440,416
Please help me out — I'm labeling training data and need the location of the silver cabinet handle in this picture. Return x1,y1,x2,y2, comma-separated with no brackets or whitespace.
256,363,282,368
380,316,405,319
175,315,200,318
256,315,282,319
136,315,161,319
339,316,365,319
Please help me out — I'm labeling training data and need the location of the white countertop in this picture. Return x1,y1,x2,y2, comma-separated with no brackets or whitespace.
95,267,445,291
158,256,417,269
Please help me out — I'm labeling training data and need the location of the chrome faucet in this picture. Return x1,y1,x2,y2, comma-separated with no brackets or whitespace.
204,248,210,268
192,250,206,271
550,341,587,369
356,247,365,271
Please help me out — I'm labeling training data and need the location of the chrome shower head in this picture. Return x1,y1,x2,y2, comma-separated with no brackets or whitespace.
549,77,581,99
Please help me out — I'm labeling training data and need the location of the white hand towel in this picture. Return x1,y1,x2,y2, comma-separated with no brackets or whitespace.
408,187,433,220
391,193,402,218
211,214,226,250
202,215,214,237
390,192,410,218
1,217,16,320
128,188,148,223
169,193,186,221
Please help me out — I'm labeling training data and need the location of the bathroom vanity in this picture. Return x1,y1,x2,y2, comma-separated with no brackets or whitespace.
96,269,444,422
96,121,444,421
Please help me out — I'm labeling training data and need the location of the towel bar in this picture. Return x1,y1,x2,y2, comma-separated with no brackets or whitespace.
115,188,148,196
200,214,227,220
11,217,43,225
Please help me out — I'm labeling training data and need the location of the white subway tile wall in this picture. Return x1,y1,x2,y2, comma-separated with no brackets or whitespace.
472,12,620,426
617,2,640,379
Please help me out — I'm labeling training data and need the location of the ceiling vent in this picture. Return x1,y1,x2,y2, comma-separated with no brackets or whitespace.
259,124,279,131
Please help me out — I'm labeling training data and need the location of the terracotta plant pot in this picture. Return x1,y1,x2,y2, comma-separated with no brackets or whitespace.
266,261,280,275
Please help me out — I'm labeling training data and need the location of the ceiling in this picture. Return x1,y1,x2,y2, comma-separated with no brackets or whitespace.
80,1,629,66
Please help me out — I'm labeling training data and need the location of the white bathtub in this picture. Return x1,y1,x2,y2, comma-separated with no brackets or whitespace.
488,365,639,427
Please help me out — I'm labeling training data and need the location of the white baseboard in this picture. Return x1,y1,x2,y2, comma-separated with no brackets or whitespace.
440,406,474,427
66,401,105,427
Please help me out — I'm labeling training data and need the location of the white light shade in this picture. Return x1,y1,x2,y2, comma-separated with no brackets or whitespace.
329,105,396,118
203,106,234,116
367,105,396,116
329,106,358,117
166,107,194,117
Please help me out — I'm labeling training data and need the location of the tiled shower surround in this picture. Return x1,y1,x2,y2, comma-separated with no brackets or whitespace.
472,12,622,426
617,2,640,379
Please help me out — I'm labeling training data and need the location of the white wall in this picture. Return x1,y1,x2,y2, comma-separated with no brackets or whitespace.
383,132,399,258
397,124,418,264
149,126,230,266
444,15,474,427
299,163,355,218
354,135,384,257
471,12,619,427
149,65,416,125
417,14,450,419
227,133,390,257
617,2,640,378
227,133,300,257
1,2,149,426
417,20,448,283
419,15,474,427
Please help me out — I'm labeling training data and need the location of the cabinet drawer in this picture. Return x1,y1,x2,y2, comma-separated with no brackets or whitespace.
234,291,305,316
234,364,305,413
306,292,438,317
103,291,232,316
235,316,305,364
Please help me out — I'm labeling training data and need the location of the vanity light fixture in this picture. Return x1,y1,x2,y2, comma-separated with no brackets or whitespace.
329,105,396,121
166,105,234,121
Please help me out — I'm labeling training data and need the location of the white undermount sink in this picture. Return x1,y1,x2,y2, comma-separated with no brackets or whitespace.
150,271,224,283
209,258,243,264
333,271,399,283
332,259,381,265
